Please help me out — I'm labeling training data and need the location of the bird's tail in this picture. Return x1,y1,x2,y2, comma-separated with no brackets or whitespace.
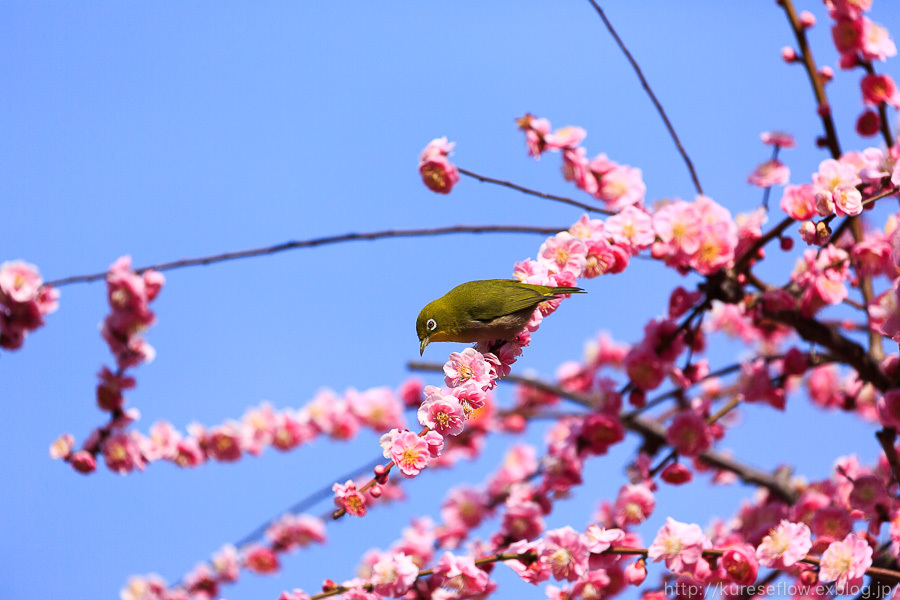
549,286,585,296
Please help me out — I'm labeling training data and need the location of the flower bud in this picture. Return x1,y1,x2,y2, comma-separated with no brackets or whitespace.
625,559,647,585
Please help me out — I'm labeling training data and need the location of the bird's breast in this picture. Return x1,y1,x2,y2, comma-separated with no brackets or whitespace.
444,309,534,343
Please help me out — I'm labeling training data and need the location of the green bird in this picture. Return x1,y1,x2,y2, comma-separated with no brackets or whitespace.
416,279,585,355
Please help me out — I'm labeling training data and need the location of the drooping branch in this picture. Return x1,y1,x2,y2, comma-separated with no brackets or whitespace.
44,224,568,287
586,0,704,196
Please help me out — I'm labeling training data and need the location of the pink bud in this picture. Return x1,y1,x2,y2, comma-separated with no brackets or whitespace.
501,414,527,433
799,221,817,244
661,462,693,485
628,388,646,408
820,66,834,82
799,11,816,28
780,236,794,251
369,484,383,498
856,110,881,137
625,559,647,585
781,46,798,62
815,221,832,245
882,355,900,380
783,348,809,376
651,241,667,259
817,103,832,117
71,450,97,474
799,569,818,585
877,390,900,429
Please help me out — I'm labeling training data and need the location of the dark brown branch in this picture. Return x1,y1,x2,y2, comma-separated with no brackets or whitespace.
735,217,794,272
875,428,900,490
44,224,567,287
458,168,611,215
766,309,891,391
779,0,842,158
585,0,703,195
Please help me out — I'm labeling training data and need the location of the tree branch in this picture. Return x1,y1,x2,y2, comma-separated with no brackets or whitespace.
44,224,567,287
408,362,800,504
458,168,611,215
585,0,703,195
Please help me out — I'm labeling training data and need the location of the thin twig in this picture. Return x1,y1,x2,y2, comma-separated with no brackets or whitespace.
862,61,896,150
458,168,611,215
761,146,781,211
232,457,383,549
585,0,703,195
779,0,842,157
44,224,567,287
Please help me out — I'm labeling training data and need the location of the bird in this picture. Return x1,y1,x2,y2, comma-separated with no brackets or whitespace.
416,279,585,355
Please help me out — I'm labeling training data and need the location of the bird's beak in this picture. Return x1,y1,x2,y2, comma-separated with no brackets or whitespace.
419,336,430,356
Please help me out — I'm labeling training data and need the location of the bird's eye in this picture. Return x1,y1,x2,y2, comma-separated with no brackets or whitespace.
427,318,437,331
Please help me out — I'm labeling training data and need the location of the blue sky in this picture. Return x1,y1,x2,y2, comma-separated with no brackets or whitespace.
1,3,898,600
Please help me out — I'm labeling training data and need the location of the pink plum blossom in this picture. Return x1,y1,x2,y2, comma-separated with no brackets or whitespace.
370,552,419,597
540,526,589,582
665,410,712,457
382,429,430,477
242,545,279,574
861,73,900,107
443,348,491,389
606,206,655,253
748,159,790,187
431,552,490,596
333,480,368,517
720,544,759,586
780,184,817,220
504,539,550,584
612,484,655,527
417,389,466,436
544,125,587,151
419,137,460,194
755,520,812,569
538,233,588,278
0,260,43,303
597,164,646,211
647,517,710,576
818,533,873,594
761,131,796,148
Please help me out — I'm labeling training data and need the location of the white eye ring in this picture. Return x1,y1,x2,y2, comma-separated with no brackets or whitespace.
427,318,437,331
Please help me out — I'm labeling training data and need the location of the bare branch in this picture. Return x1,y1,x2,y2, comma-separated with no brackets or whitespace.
586,0,703,195
458,168,611,215
44,224,567,287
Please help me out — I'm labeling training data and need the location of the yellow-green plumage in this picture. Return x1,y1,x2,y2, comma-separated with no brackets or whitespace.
416,279,585,355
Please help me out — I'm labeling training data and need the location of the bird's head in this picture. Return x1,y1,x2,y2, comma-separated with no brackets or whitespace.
416,299,447,356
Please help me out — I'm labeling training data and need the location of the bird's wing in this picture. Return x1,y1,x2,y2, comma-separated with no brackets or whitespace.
467,282,547,321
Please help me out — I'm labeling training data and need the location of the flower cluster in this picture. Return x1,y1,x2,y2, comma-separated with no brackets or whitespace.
56,382,417,475
516,113,646,211
0,260,58,350
121,513,327,600
419,137,460,194
49,256,164,474
101,256,165,370
825,0,899,129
